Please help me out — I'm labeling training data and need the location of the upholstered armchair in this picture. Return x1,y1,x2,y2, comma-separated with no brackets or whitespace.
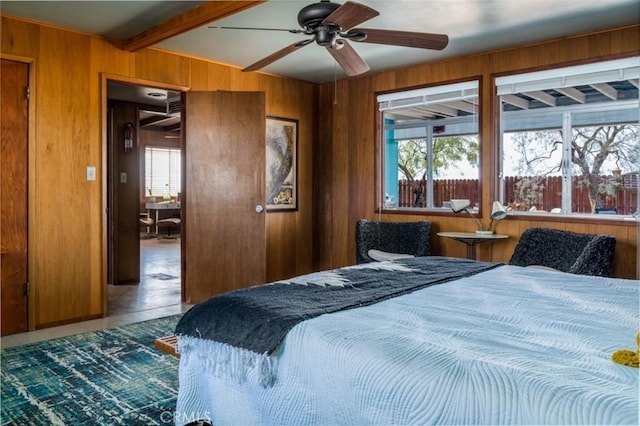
509,227,616,277
355,219,431,264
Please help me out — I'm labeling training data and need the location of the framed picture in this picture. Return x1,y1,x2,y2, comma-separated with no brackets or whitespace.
266,116,298,212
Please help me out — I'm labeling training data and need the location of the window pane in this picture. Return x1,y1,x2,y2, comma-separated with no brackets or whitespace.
145,147,181,198
432,135,479,208
502,130,562,212
571,123,639,214
394,138,427,208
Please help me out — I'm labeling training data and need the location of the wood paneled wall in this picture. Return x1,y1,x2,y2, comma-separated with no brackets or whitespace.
315,24,640,279
111,103,141,285
1,16,317,329
2,15,638,330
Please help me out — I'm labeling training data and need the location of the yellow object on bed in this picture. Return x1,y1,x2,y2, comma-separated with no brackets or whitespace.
612,332,640,368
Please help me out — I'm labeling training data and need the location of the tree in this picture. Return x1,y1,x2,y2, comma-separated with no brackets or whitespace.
397,136,479,206
507,130,561,210
509,124,640,212
573,125,638,211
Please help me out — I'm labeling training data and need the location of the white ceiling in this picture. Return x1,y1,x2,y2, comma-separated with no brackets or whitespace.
2,0,639,83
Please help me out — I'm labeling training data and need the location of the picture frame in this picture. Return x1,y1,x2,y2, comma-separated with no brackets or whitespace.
266,116,298,212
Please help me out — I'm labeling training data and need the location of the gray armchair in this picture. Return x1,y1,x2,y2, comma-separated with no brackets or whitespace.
509,227,616,277
356,219,431,264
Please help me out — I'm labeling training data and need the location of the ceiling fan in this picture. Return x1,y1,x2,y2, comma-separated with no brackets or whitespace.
210,0,449,77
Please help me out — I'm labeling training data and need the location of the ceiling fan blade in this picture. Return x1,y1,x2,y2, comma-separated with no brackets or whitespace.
326,40,369,76
243,40,313,72
323,1,379,30
209,26,304,34
349,28,449,50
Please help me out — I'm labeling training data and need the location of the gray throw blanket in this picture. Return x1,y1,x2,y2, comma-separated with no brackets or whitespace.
175,256,501,356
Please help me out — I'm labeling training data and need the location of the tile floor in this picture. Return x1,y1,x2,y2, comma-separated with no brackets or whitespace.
1,236,190,349
108,236,182,316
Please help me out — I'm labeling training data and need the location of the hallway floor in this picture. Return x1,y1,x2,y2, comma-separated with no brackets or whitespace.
108,236,182,316
1,236,188,349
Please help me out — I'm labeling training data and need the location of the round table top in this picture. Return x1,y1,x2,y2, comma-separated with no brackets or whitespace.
437,232,509,240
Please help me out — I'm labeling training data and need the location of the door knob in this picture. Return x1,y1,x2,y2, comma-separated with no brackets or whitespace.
255,204,264,213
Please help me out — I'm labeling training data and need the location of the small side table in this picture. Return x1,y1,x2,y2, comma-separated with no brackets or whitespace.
437,232,509,260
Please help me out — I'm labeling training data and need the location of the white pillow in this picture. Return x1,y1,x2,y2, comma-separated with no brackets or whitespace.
526,265,561,272
368,249,415,262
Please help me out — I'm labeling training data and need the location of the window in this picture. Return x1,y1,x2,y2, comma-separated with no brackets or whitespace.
378,80,480,211
145,147,181,198
497,57,639,217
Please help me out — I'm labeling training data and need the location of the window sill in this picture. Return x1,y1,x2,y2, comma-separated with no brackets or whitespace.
509,211,638,226
378,207,457,216
377,207,638,226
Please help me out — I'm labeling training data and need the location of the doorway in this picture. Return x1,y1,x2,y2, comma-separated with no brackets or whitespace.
106,79,183,316
103,82,268,311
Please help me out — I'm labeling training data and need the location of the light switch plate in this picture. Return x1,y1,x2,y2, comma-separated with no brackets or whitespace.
120,172,127,183
86,166,96,181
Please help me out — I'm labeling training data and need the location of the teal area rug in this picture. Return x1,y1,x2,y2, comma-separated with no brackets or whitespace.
1,315,181,425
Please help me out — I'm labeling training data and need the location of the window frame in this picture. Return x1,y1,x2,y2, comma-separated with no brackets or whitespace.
144,146,182,198
375,77,483,216
493,56,639,224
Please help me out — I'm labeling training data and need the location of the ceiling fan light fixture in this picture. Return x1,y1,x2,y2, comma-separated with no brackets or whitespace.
315,26,339,46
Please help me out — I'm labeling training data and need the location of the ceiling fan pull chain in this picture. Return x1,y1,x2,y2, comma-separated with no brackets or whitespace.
334,60,338,105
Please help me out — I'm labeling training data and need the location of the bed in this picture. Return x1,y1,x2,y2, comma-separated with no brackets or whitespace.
174,256,638,425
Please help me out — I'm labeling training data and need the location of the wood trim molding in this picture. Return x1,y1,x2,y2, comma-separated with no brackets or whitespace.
1,54,38,331
119,1,266,52
101,73,190,93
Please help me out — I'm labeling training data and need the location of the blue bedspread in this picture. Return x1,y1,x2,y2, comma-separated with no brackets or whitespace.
175,257,501,355
175,264,639,425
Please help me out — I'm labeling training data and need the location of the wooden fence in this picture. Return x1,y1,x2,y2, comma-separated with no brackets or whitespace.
396,174,638,214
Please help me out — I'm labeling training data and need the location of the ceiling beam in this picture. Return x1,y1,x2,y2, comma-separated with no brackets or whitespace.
119,0,266,52
502,94,530,110
391,110,436,120
523,90,557,106
140,115,177,127
555,87,586,104
420,104,459,117
444,100,478,114
591,83,618,100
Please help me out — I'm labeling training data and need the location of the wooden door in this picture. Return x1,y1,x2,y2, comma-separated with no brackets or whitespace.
1,59,29,335
183,91,266,302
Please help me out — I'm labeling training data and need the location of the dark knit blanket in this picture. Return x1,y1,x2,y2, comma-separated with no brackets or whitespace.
175,256,502,355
